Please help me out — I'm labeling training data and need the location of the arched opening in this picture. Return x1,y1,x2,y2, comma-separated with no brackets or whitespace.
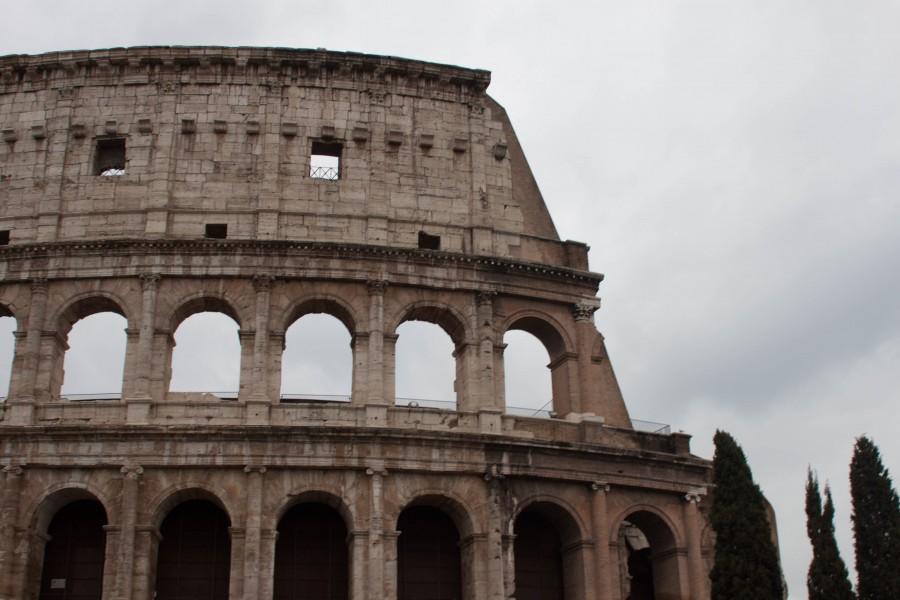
169,312,240,395
155,499,231,600
616,511,682,600
60,312,127,399
0,312,16,399
281,314,352,403
513,502,585,600
504,316,571,416
395,321,456,409
38,499,108,600
274,502,349,600
397,506,462,600
514,510,564,600
502,329,553,417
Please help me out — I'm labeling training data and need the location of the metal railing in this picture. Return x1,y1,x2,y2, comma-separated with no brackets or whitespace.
309,166,339,181
631,419,671,435
42,391,672,433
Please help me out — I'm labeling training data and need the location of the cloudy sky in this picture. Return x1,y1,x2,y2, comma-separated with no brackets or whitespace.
2,1,900,597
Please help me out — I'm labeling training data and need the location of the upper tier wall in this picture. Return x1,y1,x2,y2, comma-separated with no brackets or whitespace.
0,47,587,269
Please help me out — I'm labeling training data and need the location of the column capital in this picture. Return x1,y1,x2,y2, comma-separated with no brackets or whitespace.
475,289,497,306
30,278,49,294
139,272,161,290
573,300,600,322
365,467,388,477
684,487,707,504
120,465,144,480
483,464,505,482
591,481,611,493
2,464,24,477
244,465,267,474
253,273,276,291
367,279,389,295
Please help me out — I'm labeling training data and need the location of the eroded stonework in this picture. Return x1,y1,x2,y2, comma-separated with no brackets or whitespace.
0,47,713,600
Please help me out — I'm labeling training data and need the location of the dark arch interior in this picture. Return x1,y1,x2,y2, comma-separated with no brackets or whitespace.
619,511,680,600
397,506,461,600
39,500,108,600
514,510,565,600
155,500,231,600
274,502,349,600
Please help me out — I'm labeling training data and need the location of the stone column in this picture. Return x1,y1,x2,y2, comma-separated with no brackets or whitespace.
242,466,266,600
475,291,502,432
228,527,246,600
131,526,160,600
0,465,24,600
383,530,400,600
237,330,255,403
591,482,613,600
684,490,708,599
484,469,506,600
350,333,369,407
247,275,274,424
366,466,388,600
572,301,600,416
349,529,369,600
129,275,160,403
10,279,48,423
366,280,388,407
116,465,143,600
258,528,278,600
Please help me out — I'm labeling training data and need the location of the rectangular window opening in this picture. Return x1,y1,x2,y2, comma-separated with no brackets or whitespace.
418,231,441,250
205,223,228,239
94,138,126,176
0,230,9,245
310,141,342,181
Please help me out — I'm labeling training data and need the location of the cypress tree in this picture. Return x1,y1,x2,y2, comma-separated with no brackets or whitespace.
849,436,900,600
710,430,784,600
805,469,855,600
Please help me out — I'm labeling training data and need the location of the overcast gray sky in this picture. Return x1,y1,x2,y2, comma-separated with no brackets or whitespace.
2,2,900,597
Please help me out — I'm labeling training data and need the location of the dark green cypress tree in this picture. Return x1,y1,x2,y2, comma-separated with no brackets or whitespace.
709,430,784,600
850,436,900,600
805,469,856,600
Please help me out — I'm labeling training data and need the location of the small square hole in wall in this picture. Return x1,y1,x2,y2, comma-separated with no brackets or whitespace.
418,231,441,250
0,230,9,245
205,223,228,239
94,138,126,176
309,141,342,181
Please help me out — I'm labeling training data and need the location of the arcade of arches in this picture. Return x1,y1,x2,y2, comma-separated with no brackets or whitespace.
8,478,709,600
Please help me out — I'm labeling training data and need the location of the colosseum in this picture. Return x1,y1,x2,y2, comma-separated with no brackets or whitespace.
0,46,714,600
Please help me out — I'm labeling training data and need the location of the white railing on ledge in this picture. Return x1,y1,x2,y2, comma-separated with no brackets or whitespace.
7,393,671,433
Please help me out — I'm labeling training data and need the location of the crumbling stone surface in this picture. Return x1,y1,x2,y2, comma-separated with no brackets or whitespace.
0,47,713,600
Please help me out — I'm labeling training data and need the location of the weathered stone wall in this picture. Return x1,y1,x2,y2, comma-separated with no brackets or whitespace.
0,47,713,600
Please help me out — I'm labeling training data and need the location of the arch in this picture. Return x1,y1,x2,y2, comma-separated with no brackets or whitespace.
280,312,353,400
155,499,231,600
27,485,112,537
61,312,128,397
502,329,553,415
273,489,355,532
512,498,589,600
394,490,478,539
282,295,358,335
38,499,108,600
389,300,471,345
501,311,573,360
396,504,463,600
52,292,130,336
274,502,349,600
148,484,234,530
612,506,684,600
608,504,684,548
0,310,17,399
512,495,589,544
168,309,241,394
168,294,242,332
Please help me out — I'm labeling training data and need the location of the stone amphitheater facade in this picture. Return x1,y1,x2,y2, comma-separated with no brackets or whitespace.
0,47,713,600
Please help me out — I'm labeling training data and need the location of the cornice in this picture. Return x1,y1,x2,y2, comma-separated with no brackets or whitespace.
0,238,604,286
0,46,490,99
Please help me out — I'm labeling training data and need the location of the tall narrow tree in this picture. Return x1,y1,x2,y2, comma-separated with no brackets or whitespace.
710,430,784,600
805,469,855,600
849,436,900,600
